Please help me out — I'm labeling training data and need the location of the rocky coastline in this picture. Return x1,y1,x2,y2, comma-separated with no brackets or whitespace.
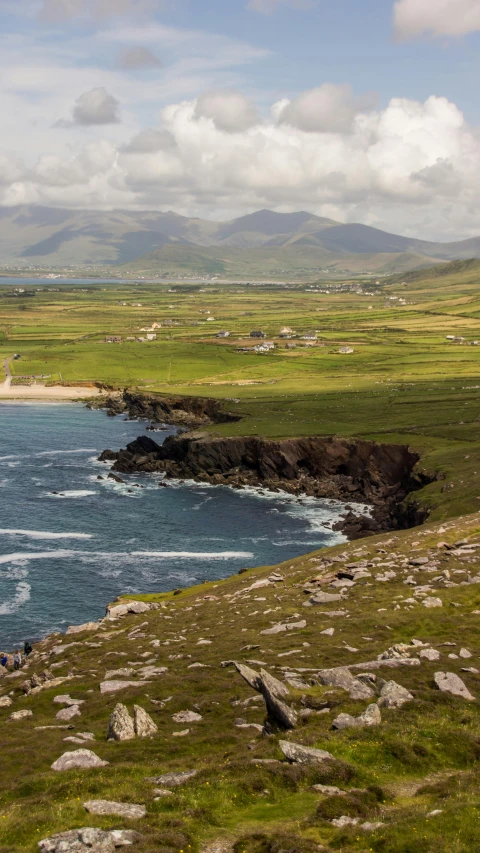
99,426,436,539
88,389,241,430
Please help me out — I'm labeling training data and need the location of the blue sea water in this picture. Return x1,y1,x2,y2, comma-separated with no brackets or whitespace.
0,404,360,648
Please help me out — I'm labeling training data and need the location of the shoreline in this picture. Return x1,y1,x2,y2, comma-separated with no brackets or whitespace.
0,384,103,401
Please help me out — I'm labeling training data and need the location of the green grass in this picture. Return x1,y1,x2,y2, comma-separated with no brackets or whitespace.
2,516,480,851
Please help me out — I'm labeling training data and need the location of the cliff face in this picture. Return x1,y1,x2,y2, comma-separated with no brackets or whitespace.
89,390,241,429
99,432,435,538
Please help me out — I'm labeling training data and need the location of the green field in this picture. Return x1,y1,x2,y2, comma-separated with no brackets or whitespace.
1,264,480,522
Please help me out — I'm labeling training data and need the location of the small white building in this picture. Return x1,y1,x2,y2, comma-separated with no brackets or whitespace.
254,341,275,353
338,346,354,354
146,333,157,341
216,331,230,338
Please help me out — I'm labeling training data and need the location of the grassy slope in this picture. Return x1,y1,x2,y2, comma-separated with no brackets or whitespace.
1,514,480,852
121,244,436,278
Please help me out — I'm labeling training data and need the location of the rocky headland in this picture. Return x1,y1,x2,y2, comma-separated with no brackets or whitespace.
88,390,241,430
99,430,435,539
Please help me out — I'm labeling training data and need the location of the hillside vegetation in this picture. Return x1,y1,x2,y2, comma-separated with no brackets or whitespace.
2,513,480,852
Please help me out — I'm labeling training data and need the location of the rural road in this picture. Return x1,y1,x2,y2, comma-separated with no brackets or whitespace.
1,357,12,390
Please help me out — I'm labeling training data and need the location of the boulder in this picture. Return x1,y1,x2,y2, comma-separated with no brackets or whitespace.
56,705,81,721
66,622,100,635
8,709,33,721
378,680,414,709
133,705,158,737
332,704,381,730
331,713,357,731
0,696,12,708
146,770,198,787
100,680,151,694
279,740,334,764
434,671,475,701
419,649,440,661
53,695,85,707
83,800,146,819
38,827,142,852
107,703,135,741
308,592,344,605
423,597,443,608
316,668,375,700
106,601,155,619
172,710,202,724
51,749,109,772
357,703,381,726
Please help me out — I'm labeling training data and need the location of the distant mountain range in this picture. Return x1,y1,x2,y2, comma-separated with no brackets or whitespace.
1,205,480,275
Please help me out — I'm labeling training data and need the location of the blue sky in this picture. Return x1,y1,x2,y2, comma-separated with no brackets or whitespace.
0,0,480,239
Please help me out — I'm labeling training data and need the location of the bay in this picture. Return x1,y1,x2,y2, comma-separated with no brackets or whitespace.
0,403,359,648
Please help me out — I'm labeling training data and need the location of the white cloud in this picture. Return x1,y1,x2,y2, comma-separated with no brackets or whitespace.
194,89,260,133
276,83,373,133
116,46,162,69
122,128,176,152
248,0,315,14
3,89,480,240
394,0,480,39
71,87,120,125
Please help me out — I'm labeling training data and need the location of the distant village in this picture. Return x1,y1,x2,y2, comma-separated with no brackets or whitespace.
104,320,356,355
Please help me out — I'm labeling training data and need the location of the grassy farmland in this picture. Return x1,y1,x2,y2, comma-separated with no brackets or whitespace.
1,263,480,522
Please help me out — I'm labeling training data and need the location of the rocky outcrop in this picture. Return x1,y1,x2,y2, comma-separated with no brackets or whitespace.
90,390,241,429
99,431,434,537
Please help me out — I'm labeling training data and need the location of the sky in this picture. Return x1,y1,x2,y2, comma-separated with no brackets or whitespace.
1,0,480,239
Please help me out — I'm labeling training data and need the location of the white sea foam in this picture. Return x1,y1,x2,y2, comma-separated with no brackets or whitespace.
0,582,31,615
35,448,97,457
131,550,253,560
0,550,77,565
0,529,93,540
43,490,97,499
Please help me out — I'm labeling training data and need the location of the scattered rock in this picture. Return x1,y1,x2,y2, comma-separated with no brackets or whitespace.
332,703,381,730
308,592,345,605
53,694,85,707
66,622,100,635
423,597,443,608
38,827,141,851
146,770,198,787
51,749,109,772
83,800,146,819
434,672,475,701
107,703,135,741
99,680,150,694
56,705,81,721
316,668,375,700
279,740,334,764
459,649,472,659
420,649,440,661
8,709,32,721
378,680,414,709
312,784,346,796
172,710,203,724
106,600,157,619
0,696,12,708
331,816,359,828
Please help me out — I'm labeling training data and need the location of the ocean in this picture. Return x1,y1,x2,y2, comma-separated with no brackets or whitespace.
0,403,362,648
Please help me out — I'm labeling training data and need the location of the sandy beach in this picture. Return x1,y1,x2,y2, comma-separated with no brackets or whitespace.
0,356,103,400
0,383,103,400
